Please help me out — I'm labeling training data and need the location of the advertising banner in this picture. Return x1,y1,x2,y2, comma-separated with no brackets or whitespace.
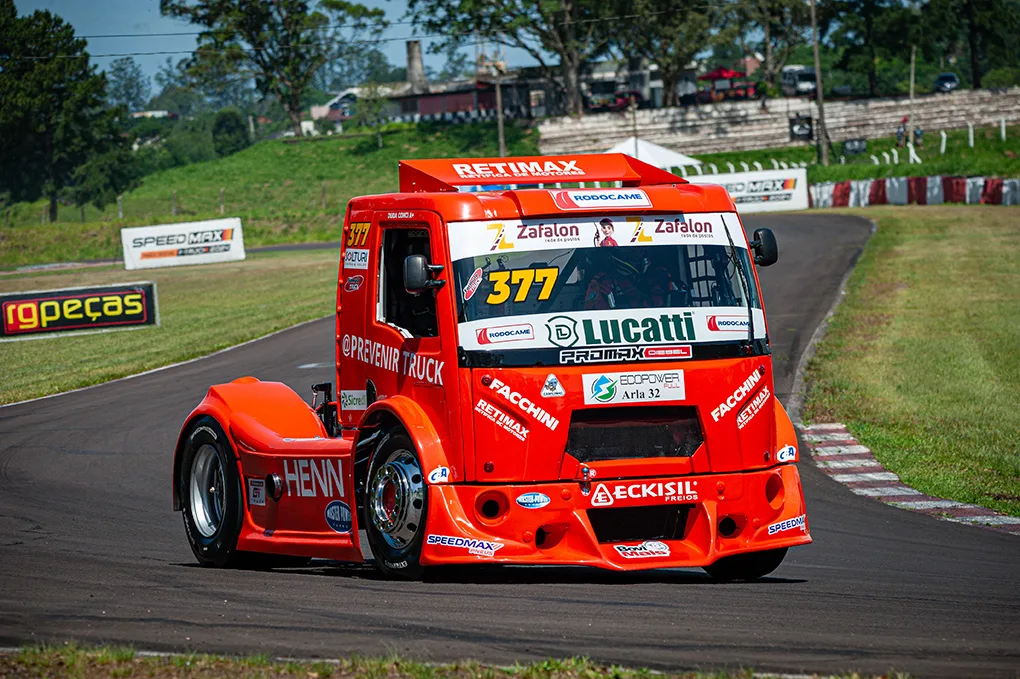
686,168,809,213
0,282,159,340
121,218,245,270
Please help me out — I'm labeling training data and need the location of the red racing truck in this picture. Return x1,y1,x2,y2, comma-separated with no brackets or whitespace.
172,154,811,580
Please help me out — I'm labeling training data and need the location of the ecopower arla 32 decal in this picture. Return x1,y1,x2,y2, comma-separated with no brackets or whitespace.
447,212,734,261
459,306,765,351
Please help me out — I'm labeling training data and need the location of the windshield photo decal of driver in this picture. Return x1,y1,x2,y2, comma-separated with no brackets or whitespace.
595,218,619,247
449,213,764,357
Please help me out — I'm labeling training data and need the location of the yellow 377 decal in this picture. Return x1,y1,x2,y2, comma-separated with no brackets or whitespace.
346,222,371,247
486,267,558,304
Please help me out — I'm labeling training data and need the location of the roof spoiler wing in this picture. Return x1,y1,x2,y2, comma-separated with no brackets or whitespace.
398,154,685,193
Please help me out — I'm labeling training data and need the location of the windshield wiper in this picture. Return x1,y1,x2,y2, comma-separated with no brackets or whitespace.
720,215,755,352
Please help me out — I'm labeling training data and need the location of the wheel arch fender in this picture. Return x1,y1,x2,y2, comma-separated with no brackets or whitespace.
172,377,326,510
356,395,450,488
773,398,799,463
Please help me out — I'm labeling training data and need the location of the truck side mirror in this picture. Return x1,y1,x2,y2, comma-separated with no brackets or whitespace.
404,254,445,292
750,228,778,267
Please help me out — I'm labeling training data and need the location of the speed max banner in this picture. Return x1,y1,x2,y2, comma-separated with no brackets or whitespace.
0,282,159,340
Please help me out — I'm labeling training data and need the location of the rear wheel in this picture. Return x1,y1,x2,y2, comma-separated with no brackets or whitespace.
364,431,427,579
180,417,244,567
703,548,788,581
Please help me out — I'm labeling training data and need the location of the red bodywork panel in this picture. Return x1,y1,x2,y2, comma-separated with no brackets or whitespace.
172,154,811,569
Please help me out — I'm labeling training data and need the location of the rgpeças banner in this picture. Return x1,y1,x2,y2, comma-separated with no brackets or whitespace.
0,282,159,340
120,217,245,270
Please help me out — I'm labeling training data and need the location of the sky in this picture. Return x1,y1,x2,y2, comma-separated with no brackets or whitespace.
17,0,538,92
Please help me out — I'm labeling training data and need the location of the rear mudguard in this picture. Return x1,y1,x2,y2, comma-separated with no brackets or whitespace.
172,377,362,562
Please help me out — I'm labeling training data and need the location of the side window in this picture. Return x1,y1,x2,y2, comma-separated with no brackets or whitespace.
379,228,438,338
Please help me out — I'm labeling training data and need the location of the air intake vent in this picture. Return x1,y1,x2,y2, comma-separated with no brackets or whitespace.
566,406,703,463
587,504,694,543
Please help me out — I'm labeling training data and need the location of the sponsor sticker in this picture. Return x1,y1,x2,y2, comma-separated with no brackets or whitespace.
340,390,368,411
551,189,652,210
548,312,696,349
736,385,771,429
711,369,765,422
453,159,583,180
463,267,483,301
427,466,451,484
0,282,159,340
476,323,535,345
613,540,671,559
591,479,699,507
247,478,266,507
516,492,551,509
541,374,565,398
343,248,369,270
777,445,797,462
426,534,504,557
475,398,529,441
767,514,807,535
486,378,560,430
341,334,444,386
324,500,353,533
560,345,691,363
283,459,345,498
582,370,685,405
707,315,749,332
344,275,365,292
628,216,715,243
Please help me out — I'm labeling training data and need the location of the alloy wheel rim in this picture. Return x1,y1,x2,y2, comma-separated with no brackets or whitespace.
369,449,424,550
189,444,225,538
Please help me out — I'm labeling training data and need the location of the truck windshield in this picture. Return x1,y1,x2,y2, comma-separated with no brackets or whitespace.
448,212,765,362
454,243,760,321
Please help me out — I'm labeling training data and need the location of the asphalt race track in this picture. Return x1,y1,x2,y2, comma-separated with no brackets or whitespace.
1,214,1018,678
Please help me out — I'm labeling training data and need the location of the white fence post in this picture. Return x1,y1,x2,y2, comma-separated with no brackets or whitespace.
1002,118,1007,141
882,151,890,164
780,161,789,169
740,161,749,172
726,162,735,173
753,161,763,171
968,123,974,148
940,130,947,155
871,155,880,165
709,163,718,174
891,148,899,164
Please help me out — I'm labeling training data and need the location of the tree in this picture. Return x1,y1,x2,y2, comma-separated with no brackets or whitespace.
161,0,387,136
350,82,393,149
107,56,151,111
612,0,713,107
923,0,1020,88
407,0,615,116
829,0,903,96
212,107,250,156
726,0,812,88
0,3,134,222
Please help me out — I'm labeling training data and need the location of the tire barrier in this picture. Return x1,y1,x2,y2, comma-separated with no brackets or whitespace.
809,176,1020,208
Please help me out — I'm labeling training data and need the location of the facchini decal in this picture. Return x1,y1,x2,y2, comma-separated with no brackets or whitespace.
447,212,739,262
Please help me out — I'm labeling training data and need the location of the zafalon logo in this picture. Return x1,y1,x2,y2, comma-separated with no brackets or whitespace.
591,375,617,403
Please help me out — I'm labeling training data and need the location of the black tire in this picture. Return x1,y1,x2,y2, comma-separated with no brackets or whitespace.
363,431,427,580
703,547,788,582
179,416,245,567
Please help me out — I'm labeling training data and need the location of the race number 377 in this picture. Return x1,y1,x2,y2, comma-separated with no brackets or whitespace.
346,222,370,247
486,267,558,304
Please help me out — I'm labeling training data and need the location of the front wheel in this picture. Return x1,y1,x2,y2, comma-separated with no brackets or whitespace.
180,416,245,567
364,431,427,579
703,547,788,581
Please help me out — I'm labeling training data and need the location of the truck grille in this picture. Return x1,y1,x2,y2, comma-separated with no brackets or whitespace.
565,406,703,462
587,505,694,543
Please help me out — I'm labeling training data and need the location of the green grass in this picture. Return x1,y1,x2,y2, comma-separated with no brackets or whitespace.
0,121,539,267
0,249,338,405
691,124,1020,183
804,205,1020,517
2,121,1016,269
0,645,909,679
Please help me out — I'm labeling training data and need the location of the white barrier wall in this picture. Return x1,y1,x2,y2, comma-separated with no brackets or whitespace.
121,218,246,270
686,168,809,213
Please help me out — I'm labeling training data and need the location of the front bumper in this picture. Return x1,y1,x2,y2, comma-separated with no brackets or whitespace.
421,464,810,570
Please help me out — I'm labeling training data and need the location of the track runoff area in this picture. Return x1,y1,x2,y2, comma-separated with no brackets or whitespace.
0,160,1017,678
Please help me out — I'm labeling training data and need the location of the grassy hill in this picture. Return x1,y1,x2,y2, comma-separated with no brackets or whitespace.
1,120,1017,268
1,122,539,267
